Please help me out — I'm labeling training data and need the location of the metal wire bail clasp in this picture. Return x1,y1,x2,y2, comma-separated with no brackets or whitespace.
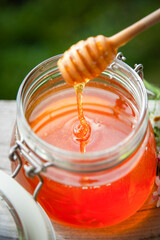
134,63,157,98
116,52,126,61
134,63,144,80
9,140,22,178
9,140,54,201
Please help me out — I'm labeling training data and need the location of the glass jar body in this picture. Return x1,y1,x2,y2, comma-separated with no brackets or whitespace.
10,55,157,228
11,123,156,228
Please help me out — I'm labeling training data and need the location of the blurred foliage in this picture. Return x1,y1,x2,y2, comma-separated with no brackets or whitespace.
0,0,159,99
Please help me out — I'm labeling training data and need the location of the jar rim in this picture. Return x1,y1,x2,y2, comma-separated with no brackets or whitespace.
16,54,148,170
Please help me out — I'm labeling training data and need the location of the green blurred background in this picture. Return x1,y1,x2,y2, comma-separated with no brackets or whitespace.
0,0,159,99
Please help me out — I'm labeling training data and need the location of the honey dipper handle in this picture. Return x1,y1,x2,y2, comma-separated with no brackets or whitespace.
109,9,160,49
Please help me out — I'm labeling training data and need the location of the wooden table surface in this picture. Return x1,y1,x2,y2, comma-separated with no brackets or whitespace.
0,100,160,240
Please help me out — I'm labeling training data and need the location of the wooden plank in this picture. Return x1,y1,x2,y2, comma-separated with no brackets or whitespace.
0,100,160,240
0,100,16,174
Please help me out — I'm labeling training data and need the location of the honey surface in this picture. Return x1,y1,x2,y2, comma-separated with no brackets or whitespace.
28,84,137,153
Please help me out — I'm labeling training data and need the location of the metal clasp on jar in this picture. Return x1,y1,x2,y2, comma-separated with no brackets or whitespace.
116,52,156,99
134,63,156,98
116,52,144,80
134,63,144,80
9,140,54,201
116,52,126,61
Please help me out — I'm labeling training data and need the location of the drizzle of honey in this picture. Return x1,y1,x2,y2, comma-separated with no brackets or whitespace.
73,83,91,153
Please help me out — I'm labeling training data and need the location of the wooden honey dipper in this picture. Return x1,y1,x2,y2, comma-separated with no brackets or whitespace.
58,9,160,86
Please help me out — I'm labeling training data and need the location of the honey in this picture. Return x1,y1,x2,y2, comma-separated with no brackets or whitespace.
28,84,137,153
10,55,157,228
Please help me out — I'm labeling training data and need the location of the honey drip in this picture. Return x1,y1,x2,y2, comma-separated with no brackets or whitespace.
73,83,91,153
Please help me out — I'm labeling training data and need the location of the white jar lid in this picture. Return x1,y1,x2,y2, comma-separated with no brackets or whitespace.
0,170,56,240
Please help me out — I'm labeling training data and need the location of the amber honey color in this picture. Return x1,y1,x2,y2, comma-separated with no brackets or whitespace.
12,83,157,228
28,85,138,152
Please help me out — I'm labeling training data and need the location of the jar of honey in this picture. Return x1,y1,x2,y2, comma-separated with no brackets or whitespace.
10,53,157,229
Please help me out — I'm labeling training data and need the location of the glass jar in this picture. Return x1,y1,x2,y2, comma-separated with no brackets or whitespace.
10,54,157,229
